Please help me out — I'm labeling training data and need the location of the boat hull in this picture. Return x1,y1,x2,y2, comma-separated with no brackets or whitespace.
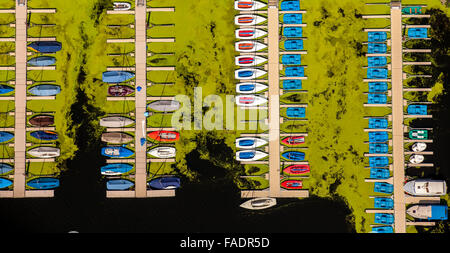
236,82,268,94
147,131,180,142
101,146,134,158
281,180,303,189
108,85,134,96
99,116,134,127
27,41,62,53
235,29,267,39
27,177,59,189
240,197,276,210
0,178,13,189
30,131,58,141
101,132,133,144
27,147,60,158
235,95,268,106
28,56,56,66
29,115,54,127
0,132,14,143
235,137,268,149
0,85,14,95
147,100,180,112
281,136,305,146
28,84,61,96
0,163,13,175
235,15,267,26
283,164,310,175
235,68,267,80
235,41,267,52
234,1,267,11
236,150,268,161
235,55,267,67
102,71,135,83
107,179,134,190
100,163,133,176
147,147,176,158
148,176,181,190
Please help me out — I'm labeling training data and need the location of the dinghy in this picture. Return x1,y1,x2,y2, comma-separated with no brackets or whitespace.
368,82,388,93
28,84,61,96
235,55,267,67
113,2,131,11
407,205,448,221
30,131,58,141
281,136,305,146
235,28,267,39
235,68,266,79
28,56,56,66
235,95,267,107
100,163,133,176
101,132,133,144
0,132,13,143
402,6,422,15
27,147,60,158
107,179,134,190
0,178,12,189
411,142,426,152
147,100,180,112
368,118,388,129
404,179,447,196
27,41,62,53
235,137,268,149
234,1,267,11
409,154,424,164
236,82,268,94
282,151,305,161
102,71,135,83
101,146,134,158
235,41,267,52
27,177,59,189
147,131,180,142
0,163,13,175
284,66,304,77
281,180,302,189
283,27,302,38
369,143,389,154
280,0,300,11
29,115,54,127
0,84,13,95
283,164,310,175
235,15,266,26
236,150,268,161
240,197,276,210
99,116,134,127
147,146,176,158
108,85,134,96
148,176,180,190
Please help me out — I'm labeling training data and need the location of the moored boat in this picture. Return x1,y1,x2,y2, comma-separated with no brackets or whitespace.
27,147,60,158
235,68,266,79
409,129,428,140
27,41,62,53
0,178,13,189
407,205,448,221
235,15,266,26
235,95,267,107
236,82,268,94
99,116,134,127
100,163,133,176
148,176,180,190
101,132,133,144
102,71,135,83
30,131,58,141
371,226,393,233
236,150,268,161
281,180,302,189
29,115,54,127
0,132,13,143
101,146,134,158
147,131,180,142
409,154,424,164
147,146,176,158
235,55,267,67
27,177,59,189
113,2,131,11
28,84,61,96
404,179,447,196
235,41,267,52
0,84,13,95
411,142,426,152
234,1,267,11
0,163,13,175
286,107,305,118
108,85,134,96
235,28,267,39
28,56,56,66
281,151,305,161
240,197,276,210
283,164,310,175
147,100,180,112
107,179,134,190
235,137,268,149
281,136,305,146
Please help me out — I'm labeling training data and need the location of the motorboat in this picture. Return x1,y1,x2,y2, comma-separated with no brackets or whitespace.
371,226,393,233
240,197,276,210
0,132,13,143
147,100,180,112
370,168,390,179
368,32,387,42
108,85,134,96
369,143,389,154
0,178,13,189
234,1,267,11
282,13,302,24
106,179,134,190
281,136,305,146
100,163,133,176
367,68,388,79
101,146,134,158
113,2,131,11
283,79,302,90
235,55,267,67
368,118,388,129
101,132,133,144
27,177,59,189
284,66,304,77
368,94,387,104
0,163,13,175
368,56,387,67
148,176,180,190
281,54,301,65
402,6,422,15
29,115,54,127
369,156,389,167
284,39,303,50
235,28,267,39
411,142,426,152
235,15,266,26
368,131,388,143
286,107,305,118
374,182,393,194
28,84,61,96
235,41,267,52
283,164,310,175
281,180,302,189
408,28,428,39
235,95,267,107
27,147,60,158
374,213,394,225
282,151,305,161
280,0,300,11
27,41,62,53
409,129,428,140
407,205,448,221
283,27,302,38
374,197,393,209
147,131,180,142
407,105,427,115
235,68,266,80
0,84,13,95
368,82,388,93
409,154,424,164
147,146,176,158
235,137,267,149
99,116,134,127
236,82,268,94
235,150,268,161
30,131,58,141
368,43,387,54
28,56,55,66
404,179,447,196
102,71,135,83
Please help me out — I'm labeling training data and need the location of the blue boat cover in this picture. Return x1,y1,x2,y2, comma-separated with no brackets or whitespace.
367,68,388,79
283,79,302,90
284,40,303,50
100,163,133,175
282,151,305,161
0,163,13,175
368,32,387,42
286,107,305,118
27,177,60,189
102,71,135,83
30,131,58,141
369,143,389,154
106,179,134,190
430,205,448,220
285,66,304,77
239,139,255,147
239,84,255,92
0,132,13,143
369,157,389,167
368,43,387,54
370,168,390,179
239,151,255,159
0,178,12,189
0,85,14,95
238,70,254,78
28,56,56,66
283,14,302,24
283,27,302,38
148,176,181,190
375,213,394,225
374,197,394,209
372,226,393,233
368,56,387,67
27,41,62,53
374,182,393,194
280,0,300,11
407,105,427,115
369,118,388,129
408,28,427,39
369,132,389,143
282,54,301,65
101,146,134,158
368,82,388,93
368,93,387,104
28,85,61,96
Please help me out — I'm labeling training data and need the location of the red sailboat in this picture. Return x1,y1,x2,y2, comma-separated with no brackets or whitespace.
147,131,180,142
281,180,303,189
281,136,305,146
283,164,310,175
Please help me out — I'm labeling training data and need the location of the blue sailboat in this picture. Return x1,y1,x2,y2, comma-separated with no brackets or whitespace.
100,163,133,176
27,177,60,189
284,40,303,50
30,131,58,141
286,107,305,118
282,151,305,161
0,85,14,95
0,163,13,175
283,79,302,90
106,179,134,190
0,132,13,143
148,176,181,190
0,178,12,189
28,85,61,96
101,146,134,158
27,41,62,53
28,56,56,66
102,71,135,83
281,54,301,65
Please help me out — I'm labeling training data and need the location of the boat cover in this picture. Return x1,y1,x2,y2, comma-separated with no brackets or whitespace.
285,66,304,77
374,182,394,194
368,118,388,129
369,143,389,154
283,27,302,37
28,85,61,96
0,85,13,94
374,213,394,225
27,41,62,53
283,14,302,24
368,32,387,42
367,68,388,79
28,56,56,66
402,6,422,15
370,168,390,179
369,156,389,167
281,54,301,65
408,28,427,39
374,197,394,209
407,105,427,115
368,56,387,67
286,107,305,118
367,93,387,104
282,151,305,161
369,132,389,143
368,82,388,93
368,43,387,54
371,226,393,233
283,79,302,90
284,40,303,50
280,0,300,11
